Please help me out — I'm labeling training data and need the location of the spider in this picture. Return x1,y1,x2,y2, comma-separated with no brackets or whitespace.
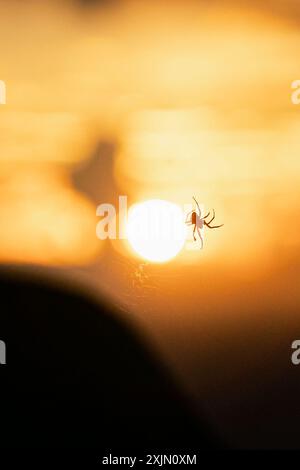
185,196,224,248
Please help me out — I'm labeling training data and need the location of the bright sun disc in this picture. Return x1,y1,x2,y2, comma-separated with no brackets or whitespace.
126,199,186,263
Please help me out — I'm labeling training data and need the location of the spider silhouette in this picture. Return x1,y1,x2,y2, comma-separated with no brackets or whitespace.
185,197,224,248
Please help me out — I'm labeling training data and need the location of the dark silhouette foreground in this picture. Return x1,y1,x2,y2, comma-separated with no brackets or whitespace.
0,267,219,449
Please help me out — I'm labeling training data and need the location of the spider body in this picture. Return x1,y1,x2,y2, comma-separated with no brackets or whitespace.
185,197,223,248
191,211,197,225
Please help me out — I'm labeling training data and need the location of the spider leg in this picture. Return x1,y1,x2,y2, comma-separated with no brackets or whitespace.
204,221,224,229
206,209,215,225
203,212,210,219
192,196,201,218
197,226,203,249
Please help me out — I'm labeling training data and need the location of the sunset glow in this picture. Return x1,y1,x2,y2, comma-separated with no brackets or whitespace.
126,199,186,263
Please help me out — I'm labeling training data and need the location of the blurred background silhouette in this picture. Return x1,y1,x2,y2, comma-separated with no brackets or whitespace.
1,0,300,448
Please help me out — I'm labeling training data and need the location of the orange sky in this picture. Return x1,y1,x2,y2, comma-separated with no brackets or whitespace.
1,1,300,446
0,0,299,331
0,0,299,268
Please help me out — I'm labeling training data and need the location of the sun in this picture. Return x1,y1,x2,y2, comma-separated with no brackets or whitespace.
126,199,186,263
